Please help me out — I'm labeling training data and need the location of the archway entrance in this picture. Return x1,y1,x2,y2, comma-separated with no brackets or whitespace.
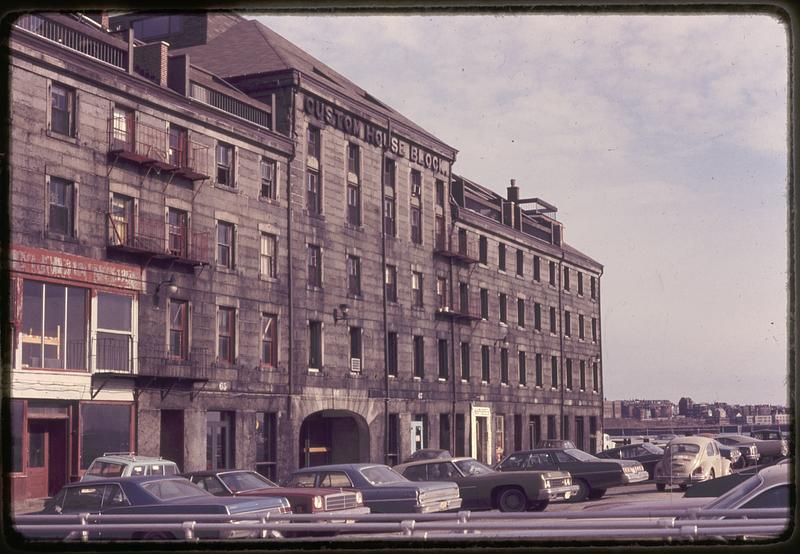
299,410,370,468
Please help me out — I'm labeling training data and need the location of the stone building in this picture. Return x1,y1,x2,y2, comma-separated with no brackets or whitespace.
5,11,604,506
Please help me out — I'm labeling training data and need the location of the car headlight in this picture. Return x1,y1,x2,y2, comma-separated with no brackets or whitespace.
543,480,550,488
313,496,323,510
355,492,363,504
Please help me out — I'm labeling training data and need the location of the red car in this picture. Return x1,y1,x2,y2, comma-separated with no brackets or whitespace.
183,469,370,516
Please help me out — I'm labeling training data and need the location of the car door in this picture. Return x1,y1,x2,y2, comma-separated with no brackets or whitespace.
433,462,482,508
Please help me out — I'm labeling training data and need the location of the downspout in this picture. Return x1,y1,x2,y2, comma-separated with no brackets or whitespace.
382,121,390,464
597,267,604,439
449,224,457,452
286,83,298,453
558,251,566,439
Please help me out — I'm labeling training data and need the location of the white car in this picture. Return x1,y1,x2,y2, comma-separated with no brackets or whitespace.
654,436,731,491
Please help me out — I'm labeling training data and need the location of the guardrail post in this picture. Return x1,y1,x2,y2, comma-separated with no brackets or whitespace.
182,521,196,541
680,525,698,542
400,519,415,537
79,513,89,542
457,510,471,534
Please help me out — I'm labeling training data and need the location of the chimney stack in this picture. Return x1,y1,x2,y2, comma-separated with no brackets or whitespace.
507,178,519,203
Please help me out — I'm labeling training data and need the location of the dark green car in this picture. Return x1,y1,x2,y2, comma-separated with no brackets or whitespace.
394,456,577,512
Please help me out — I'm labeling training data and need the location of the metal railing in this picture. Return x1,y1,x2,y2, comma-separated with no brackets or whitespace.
93,335,133,374
190,82,271,130
14,14,128,71
106,212,211,265
13,508,791,542
136,346,210,380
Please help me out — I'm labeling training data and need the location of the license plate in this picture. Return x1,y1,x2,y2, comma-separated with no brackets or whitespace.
440,501,448,510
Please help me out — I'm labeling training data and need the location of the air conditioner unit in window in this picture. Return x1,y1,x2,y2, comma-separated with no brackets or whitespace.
350,358,362,372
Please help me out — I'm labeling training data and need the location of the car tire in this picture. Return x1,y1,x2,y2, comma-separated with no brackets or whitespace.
528,499,549,512
497,487,527,512
569,479,590,502
656,483,666,492
679,484,688,491
588,488,606,500
709,469,716,479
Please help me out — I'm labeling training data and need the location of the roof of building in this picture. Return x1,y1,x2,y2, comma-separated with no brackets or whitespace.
171,18,454,153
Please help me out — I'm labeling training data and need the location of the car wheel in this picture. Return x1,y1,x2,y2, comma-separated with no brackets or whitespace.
709,469,716,479
588,488,606,500
497,487,527,512
528,499,549,512
569,479,590,502
679,484,688,491
656,483,666,492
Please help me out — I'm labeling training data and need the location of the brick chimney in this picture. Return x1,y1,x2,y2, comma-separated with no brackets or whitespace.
134,41,169,87
507,178,519,202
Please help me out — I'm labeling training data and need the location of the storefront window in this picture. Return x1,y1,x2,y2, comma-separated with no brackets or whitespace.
207,411,235,470
80,403,131,469
255,413,277,480
11,400,23,472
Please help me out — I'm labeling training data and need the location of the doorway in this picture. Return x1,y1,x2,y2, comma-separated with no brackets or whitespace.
160,410,185,470
299,410,370,468
27,419,68,498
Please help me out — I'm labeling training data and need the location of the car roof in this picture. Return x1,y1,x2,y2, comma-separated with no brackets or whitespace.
398,456,475,468
667,436,712,445
184,469,255,477
91,454,175,464
66,475,188,486
292,463,385,473
757,463,790,487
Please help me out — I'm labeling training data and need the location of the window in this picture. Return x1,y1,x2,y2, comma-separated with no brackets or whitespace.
255,413,277,481
436,276,448,308
438,338,448,379
347,143,360,178
347,183,361,225
413,414,428,449
564,310,571,337
169,124,187,168
516,249,524,276
563,267,570,291
112,106,134,151
410,169,422,197
410,205,422,244
459,282,469,313
455,413,466,457
533,255,541,281
217,221,235,269
563,416,570,440
109,193,134,246
535,353,543,387
551,355,558,387
347,255,361,296
260,233,277,278
96,292,132,372
384,158,396,188
412,271,424,307
167,208,187,257
308,245,322,288
384,195,396,236
578,315,585,339
167,299,188,359
592,317,597,342
307,125,320,160
436,179,445,206
460,342,470,381
566,358,573,390
385,265,398,302
216,142,234,187
50,83,76,136
480,288,489,320
132,15,182,39
20,280,87,369
349,326,362,372
260,158,277,199
413,335,424,378
80,404,131,469
309,320,322,370
479,236,488,264
261,314,277,367
517,298,525,327
481,345,490,382
593,362,599,392
578,272,584,295
439,413,451,451
206,411,234,471
499,293,507,323
217,307,235,364
549,306,557,333
307,169,322,215
458,228,467,255
580,360,586,391
387,413,399,465
549,261,556,286
534,303,541,331
518,351,527,386
547,415,557,439
591,276,597,299
498,243,506,271
500,348,509,384
48,177,75,236
387,332,398,377
435,215,445,250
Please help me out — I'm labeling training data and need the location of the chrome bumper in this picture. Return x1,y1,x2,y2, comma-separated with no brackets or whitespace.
623,470,650,483
537,484,580,501
418,497,462,513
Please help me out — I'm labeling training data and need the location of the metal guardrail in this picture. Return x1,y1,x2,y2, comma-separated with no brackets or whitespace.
13,508,791,542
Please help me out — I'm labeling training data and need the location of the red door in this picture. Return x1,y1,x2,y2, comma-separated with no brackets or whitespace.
27,420,68,498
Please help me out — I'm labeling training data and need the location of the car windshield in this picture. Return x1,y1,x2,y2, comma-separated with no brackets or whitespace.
667,443,701,455
85,461,125,477
642,443,664,454
219,471,276,492
563,449,600,462
361,466,407,485
141,479,210,501
454,459,494,475
704,473,764,510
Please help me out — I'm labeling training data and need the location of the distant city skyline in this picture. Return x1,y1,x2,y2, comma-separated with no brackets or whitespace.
253,12,789,406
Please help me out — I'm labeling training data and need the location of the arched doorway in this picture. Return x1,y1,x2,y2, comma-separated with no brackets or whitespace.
299,410,370,467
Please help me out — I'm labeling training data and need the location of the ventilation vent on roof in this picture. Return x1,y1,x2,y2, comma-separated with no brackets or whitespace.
312,66,340,86
363,92,389,109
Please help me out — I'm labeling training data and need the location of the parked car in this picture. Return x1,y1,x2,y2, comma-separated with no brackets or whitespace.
596,442,664,479
496,448,648,501
285,463,461,514
654,436,731,491
711,435,761,467
183,469,369,516
718,433,788,464
749,429,783,441
716,441,744,469
651,434,678,448
16,475,290,540
395,456,577,512
402,449,452,464
82,453,180,481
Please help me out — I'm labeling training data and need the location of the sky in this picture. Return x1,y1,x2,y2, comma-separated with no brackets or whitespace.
250,12,789,407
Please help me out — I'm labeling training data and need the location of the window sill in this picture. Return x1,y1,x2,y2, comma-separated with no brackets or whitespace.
214,183,238,193
501,382,509,387
413,376,422,381
499,322,508,327
344,223,364,232
307,285,323,292
45,231,79,243
258,195,280,205
306,211,326,221
347,293,363,301
461,378,469,383
518,383,526,388
308,367,321,374
515,274,525,280
259,275,279,283
46,129,80,145
348,372,362,378
412,305,425,312
437,377,447,382
517,326,526,331
479,262,489,268
215,266,238,274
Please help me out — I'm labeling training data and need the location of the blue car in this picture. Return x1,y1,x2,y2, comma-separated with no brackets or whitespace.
15,475,290,540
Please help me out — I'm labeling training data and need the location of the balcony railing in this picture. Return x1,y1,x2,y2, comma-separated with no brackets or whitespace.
190,82,271,130
93,335,133,374
107,118,210,181
137,346,211,381
435,306,482,323
106,212,211,266
14,14,128,71
433,238,480,264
